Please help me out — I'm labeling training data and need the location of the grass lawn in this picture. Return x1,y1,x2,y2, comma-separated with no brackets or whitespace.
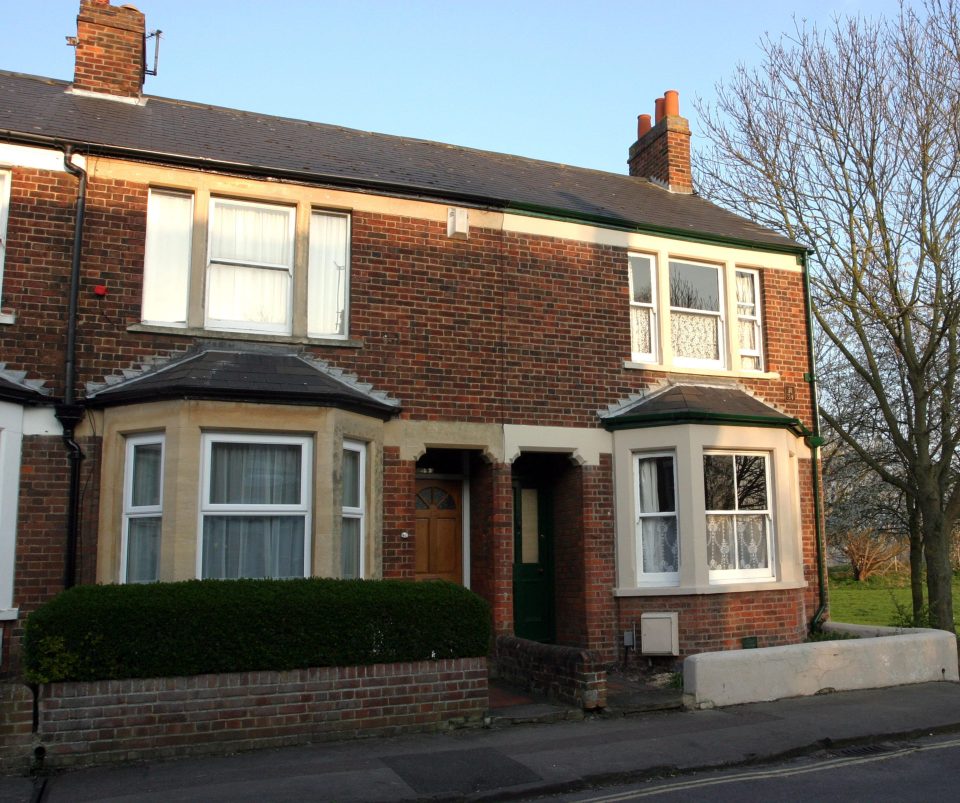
828,569,960,630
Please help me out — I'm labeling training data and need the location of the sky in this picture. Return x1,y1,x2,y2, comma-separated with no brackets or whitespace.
4,0,908,175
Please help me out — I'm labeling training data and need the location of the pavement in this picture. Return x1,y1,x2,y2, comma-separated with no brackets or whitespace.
2,680,960,802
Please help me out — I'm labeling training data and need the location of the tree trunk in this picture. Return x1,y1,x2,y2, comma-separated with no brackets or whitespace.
922,503,956,634
908,501,924,622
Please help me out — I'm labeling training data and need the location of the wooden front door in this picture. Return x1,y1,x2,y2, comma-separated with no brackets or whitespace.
414,479,463,583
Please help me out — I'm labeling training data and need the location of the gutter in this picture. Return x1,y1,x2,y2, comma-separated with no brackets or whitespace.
602,410,805,435
58,146,87,590
801,250,829,631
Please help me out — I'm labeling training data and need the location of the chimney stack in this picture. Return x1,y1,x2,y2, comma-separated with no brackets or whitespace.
71,0,146,98
628,89,693,194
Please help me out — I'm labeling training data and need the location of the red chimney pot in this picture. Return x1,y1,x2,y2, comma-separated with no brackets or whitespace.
638,114,652,138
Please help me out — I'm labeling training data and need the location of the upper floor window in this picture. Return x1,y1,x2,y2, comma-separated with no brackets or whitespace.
0,170,10,310
122,434,164,584
629,254,658,363
142,189,350,339
627,254,764,373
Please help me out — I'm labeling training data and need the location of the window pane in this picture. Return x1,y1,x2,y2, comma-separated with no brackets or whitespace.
706,514,736,570
210,201,292,267
736,271,756,306
202,516,304,578
669,261,719,311
737,515,769,569
343,448,360,508
131,442,162,507
209,442,301,505
341,517,361,578
738,319,757,352
736,455,768,510
308,213,349,336
630,306,651,356
672,311,720,361
640,517,678,573
142,190,191,324
126,518,160,583
637,456,675,513
703,455,735,510
629,254,653,304
206,263,290,326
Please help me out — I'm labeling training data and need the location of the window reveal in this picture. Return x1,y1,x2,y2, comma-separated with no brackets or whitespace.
122,434,164,583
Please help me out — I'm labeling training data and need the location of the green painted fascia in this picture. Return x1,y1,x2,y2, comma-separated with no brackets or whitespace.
602,409,805,435
504,201,807,257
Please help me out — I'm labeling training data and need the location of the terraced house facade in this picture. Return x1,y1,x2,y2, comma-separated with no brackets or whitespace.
0,0,824,673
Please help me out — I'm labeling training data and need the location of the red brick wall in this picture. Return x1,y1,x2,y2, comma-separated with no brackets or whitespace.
618,588,809,661
381,447,415,579
553,463,586,648
581,455,617,662
495,635,605,709
0,683,33,775
628,119,693,193
9,658,487,770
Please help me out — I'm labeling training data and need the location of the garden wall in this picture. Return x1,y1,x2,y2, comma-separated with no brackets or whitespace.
1,658,487,772
495,635,606,709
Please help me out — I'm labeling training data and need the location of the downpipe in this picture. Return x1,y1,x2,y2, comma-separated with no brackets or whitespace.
58,146,87,590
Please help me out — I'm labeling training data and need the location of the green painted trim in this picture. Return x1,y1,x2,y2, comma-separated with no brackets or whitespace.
602,409,804,435
504,201,807,256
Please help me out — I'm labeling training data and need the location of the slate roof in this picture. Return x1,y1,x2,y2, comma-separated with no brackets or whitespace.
0,364,50,405
0,70,805,252
601,384,802,433
84,344,400,419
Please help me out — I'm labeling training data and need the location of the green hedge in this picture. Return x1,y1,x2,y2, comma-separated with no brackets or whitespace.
23,578,491,683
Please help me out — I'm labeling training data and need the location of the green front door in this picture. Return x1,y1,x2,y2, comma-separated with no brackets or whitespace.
512,481,554,642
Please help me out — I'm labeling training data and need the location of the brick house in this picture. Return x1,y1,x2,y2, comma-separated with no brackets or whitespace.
0,0,823,675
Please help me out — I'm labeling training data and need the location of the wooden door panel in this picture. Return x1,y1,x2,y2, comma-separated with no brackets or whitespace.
414,479,462,584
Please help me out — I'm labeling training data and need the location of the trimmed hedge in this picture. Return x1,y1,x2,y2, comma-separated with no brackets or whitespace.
23,578,491,683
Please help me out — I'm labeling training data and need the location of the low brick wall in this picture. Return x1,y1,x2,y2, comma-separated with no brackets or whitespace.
1,658,487,771
0,683,34,775
495,636,606,709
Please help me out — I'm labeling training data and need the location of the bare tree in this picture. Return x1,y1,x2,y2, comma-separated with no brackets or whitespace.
696,1,960,631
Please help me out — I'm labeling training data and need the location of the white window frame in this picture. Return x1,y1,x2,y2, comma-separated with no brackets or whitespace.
120,433,164,584
0,403,23,619
205,197,296,335
341,440,366,579
197,432,312,579
703,450,775,583
0,170,11,318
668,259,726,370
633,451,679,586
628,252,658,363
142,189,193,327
735,269,764,371
308,210,351,339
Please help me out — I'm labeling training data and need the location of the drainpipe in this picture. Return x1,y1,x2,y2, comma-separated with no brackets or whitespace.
801,250,828,631
58,146,87,590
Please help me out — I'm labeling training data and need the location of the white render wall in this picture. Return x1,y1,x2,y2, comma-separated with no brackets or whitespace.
683,623,959,709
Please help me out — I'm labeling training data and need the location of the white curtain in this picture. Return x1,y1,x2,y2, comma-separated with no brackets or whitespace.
341,517,361,578
203,516,304,579
202,442,304,579
671,311,720,361
308,212,348,336
630,306,652,356
736,272,761,369
142,190,192,324
126,518,160,583
210,201,292,267
637,458,678,574
206,263,289,326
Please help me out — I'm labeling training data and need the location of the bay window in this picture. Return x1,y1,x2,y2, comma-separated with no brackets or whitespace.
122,434,164,583
341,440,366,579
704,452,773,581
200,433,311,580
634,453,679,583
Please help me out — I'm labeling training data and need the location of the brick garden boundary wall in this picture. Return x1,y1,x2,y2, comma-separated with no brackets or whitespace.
495,635,606,710
0,658,487,773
